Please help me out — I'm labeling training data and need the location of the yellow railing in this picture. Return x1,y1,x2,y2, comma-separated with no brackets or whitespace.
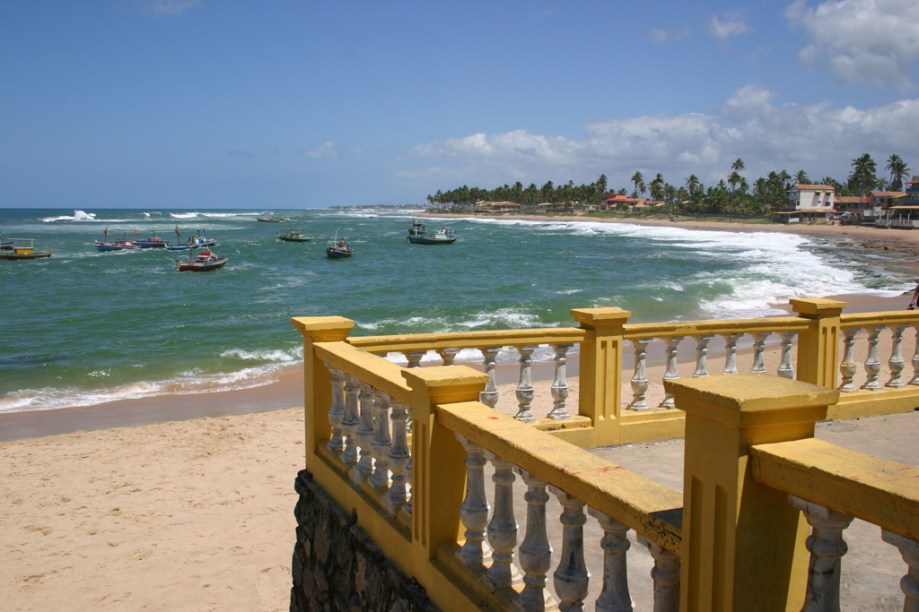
291,299,919,610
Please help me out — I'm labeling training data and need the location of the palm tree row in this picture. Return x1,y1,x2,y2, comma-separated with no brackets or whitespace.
426,153,912,218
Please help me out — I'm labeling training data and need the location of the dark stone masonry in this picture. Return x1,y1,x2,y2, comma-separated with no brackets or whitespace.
290,470,438,611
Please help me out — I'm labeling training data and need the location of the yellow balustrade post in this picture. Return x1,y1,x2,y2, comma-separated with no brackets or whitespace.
401,366,489,574
790,297,845,388
667,374,839,611
290,316,355,469
570,307,631,446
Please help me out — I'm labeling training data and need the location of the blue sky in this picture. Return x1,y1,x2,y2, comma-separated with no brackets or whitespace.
2,1,918,209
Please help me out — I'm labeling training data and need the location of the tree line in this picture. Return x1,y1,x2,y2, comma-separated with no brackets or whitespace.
425,153,912,218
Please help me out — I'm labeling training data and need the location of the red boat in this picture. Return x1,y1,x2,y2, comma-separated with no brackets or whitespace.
175,249,228,272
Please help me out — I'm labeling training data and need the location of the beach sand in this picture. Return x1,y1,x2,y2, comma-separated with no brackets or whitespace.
2,216,918,610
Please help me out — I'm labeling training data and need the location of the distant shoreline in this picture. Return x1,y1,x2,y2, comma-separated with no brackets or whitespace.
422,211,919,275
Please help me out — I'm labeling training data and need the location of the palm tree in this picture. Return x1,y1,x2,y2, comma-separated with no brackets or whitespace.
630,171,644,198
849,153,878,195
731,158,745,173
794,170,810,185
886,154,910,191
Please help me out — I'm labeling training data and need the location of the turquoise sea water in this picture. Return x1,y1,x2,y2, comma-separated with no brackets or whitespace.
0,207,911,414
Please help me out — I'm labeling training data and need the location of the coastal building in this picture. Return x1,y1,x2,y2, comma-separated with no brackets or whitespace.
602,193,665,211
474,201,521,214
778,183,836,223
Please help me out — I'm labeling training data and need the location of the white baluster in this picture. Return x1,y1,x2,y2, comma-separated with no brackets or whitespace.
480,347,501,409
723,333,741,374
340,375,361,466
405,350,426,368
778,331,796,379
386,399,410,516
456,435,490,572
660,336,683,409
551,488,590,612
517,469,553,611
438,347,459,365
629,338,650,411
369,389,391,490
639,536,680,612
515,345,537,423
839,327,860,392
588,508,633,612
693,334,713,378
887,324,907,388
790,496,854,611
751,332,769,373
881,529,919,611
485,454,519,590
548,343,573,420
350,382,375,484
326,366,346,454
861,325,883,391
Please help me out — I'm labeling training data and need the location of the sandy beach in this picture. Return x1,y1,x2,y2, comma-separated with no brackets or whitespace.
2,215,917,610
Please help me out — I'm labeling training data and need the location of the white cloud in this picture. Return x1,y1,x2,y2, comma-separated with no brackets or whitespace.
303,142,338,160
650,27,690,43
786,0,919,91
411,89,919,190
708,12,749,39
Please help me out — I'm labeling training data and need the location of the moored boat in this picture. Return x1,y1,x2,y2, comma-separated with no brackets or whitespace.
175,249,228,271
407,219,456,245
95,227,139,252
0,238,52,260
130,232,168,248
326,235,353,258
278,230,311,243
166,227,216,251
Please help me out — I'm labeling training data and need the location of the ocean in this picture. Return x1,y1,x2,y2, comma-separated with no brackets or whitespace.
0,207,912,414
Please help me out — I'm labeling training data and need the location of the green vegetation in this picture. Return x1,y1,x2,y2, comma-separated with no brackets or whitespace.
426,153,911,219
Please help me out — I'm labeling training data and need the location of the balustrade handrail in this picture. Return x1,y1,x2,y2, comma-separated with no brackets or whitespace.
750,438,919,540
841,310,918,328
314,340,413,405
438,399,683,554
346,326,586,352
623,315,810,339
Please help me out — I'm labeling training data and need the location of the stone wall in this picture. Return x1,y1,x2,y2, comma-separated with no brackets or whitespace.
290,470,437,611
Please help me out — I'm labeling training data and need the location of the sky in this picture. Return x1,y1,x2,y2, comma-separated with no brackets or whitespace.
2,0,919,209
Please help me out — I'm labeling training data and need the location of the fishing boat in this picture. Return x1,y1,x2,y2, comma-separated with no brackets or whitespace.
175,249,228,272
130,232,168,248
166,227,216,251
94,227,139,252
407,219,456,245
326,235,353,259
0,238,52,260
278,230,311,243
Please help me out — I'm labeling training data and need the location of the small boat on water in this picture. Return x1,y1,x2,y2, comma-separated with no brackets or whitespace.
278,230,311,243
0,238,52,260
407,219,456,245
326,235,353,259
95,228,139,252
175,249,228,272
166,227,216,251
130,232,168,248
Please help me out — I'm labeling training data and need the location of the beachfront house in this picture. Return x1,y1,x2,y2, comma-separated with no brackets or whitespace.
777,183,836,223
474,200,521,214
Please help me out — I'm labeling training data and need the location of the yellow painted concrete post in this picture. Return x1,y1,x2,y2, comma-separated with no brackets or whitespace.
667,374,839,611
790,298,846,388
570,307,632,446
401,366,489,574
290,316,355,469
